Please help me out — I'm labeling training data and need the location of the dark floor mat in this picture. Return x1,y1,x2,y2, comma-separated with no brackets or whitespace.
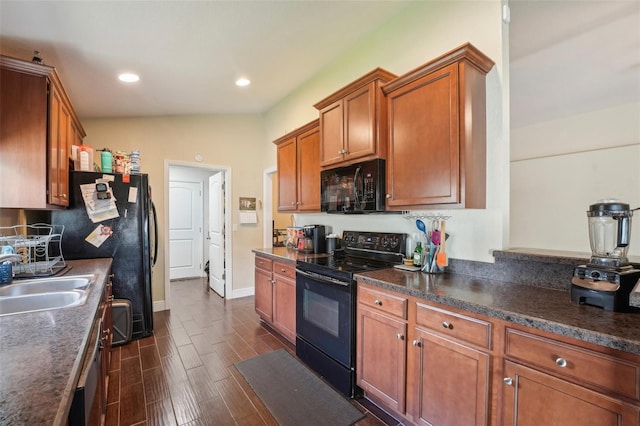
235,349,365,426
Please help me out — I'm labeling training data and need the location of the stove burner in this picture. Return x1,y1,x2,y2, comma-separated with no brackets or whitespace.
296,231,406,282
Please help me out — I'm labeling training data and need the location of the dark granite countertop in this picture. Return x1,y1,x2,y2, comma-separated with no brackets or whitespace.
254,246,640,355
354,268,640,356
252,247,330,262
0,258,112,426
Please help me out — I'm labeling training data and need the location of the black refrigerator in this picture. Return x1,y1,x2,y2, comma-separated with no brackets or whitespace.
52,171,157,340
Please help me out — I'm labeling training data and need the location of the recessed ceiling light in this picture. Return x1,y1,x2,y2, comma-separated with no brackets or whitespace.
118,73,140,83
235,78,251,87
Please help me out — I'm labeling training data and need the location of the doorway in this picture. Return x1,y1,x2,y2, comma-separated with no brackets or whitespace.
169,180,203,280
165,161,232,309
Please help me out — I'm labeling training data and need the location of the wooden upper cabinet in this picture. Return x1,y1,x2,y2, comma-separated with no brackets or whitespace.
0,55,85,209
276,136,297,211
314,68,396,168
274,119,320,212
383,43,494,210
296,125,321,212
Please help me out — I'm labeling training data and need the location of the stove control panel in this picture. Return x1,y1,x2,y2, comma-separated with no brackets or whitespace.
342,231,406,254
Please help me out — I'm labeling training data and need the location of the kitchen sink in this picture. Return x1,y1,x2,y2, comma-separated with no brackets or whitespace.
0,274,95,297
0,291,89,316
0,274,96,316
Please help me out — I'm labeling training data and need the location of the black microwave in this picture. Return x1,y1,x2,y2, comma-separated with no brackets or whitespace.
320,159,386,213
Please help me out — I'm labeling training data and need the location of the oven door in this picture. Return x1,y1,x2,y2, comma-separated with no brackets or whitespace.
295,269,354,368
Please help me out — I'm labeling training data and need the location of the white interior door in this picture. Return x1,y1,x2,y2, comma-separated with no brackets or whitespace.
169,180,203,280
208,172,225,297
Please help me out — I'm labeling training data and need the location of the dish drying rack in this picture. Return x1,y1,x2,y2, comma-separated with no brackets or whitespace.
0,224,66,277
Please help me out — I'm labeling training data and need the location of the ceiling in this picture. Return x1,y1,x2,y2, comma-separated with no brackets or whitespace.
1,1,638,125
0,0,411,118
509,0,639,128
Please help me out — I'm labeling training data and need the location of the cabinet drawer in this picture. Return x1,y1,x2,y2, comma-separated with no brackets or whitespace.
273,260,296,280
358,285,407,320
415,302,492,349
505,328,640,400
255,255,273,272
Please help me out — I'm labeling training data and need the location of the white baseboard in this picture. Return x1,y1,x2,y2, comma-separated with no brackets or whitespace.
229,286,255,299
153,300,166,312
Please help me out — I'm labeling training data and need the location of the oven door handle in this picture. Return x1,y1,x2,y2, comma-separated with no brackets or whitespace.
295,268,351,287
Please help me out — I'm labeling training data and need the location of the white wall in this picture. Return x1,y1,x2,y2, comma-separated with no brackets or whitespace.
509,0,640,257
510,106,640,256
264,0,507,262
82,1,509,307
82,115,265,303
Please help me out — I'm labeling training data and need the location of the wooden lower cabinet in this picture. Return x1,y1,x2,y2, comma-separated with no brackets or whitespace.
69,277,113,426
356,283,640,426
502,360,639,426
272,265,296,342
408,327,490,426
254,257,274,323
254,254,296,344
356,305,407,412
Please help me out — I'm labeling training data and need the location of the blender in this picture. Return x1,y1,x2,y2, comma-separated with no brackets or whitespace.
571,200,640,311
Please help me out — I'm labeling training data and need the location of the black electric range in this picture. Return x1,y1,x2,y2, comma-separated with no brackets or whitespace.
295,231,406,397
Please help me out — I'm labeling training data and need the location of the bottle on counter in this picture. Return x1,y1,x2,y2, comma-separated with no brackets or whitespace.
413,242,423,267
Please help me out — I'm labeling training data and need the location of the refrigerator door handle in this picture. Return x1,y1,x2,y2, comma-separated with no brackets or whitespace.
151,201,158,266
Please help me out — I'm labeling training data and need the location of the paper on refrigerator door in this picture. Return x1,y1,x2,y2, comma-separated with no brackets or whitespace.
85,224,112,248
79,182,119,223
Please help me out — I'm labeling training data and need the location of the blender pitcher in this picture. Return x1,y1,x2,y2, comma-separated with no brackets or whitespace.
587,200,634,267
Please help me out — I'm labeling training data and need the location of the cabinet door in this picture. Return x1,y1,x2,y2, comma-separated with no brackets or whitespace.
48,85,70,206
255,266,273,323
386,64,460,208
273,274,296,343
502,361,639,426
276,136,297,211
296,125,320,212
409,327,490,426
357,305,407,413
344,83,376,162
319,100,344,166
0,69,48,208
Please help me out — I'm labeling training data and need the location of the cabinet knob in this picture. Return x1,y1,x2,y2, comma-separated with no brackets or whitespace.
374,299,382,306
291,201,296,206
442,321,453,329
60,194,67,199
385,194,391,199
412,340,421,347
396,333,404,340
280,268,287,273
555,357,568,368
503,377,513,386
296,202,301,205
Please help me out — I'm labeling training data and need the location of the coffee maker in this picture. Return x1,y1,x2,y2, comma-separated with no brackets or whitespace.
571,200,640,311
297,225,326,254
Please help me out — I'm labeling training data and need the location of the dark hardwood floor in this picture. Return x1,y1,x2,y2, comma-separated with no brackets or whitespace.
106,278,399,426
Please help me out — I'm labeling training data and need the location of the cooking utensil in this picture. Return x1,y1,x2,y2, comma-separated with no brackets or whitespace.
431,229,441,245
416,219,429,248
436,219,448,267
416,219,427,237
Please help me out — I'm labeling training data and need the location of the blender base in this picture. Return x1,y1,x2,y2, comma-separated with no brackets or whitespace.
571,265,640,312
